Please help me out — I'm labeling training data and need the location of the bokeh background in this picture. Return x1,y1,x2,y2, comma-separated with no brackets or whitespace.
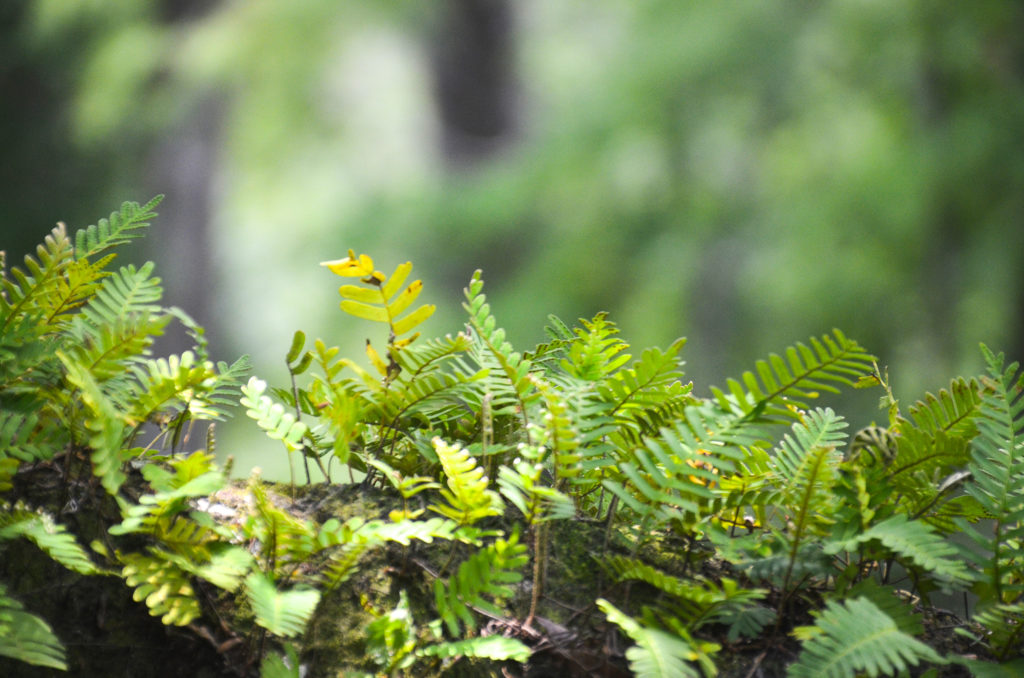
3,1,1023,474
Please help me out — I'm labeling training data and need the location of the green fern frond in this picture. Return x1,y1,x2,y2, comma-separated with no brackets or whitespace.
959,345,1024,607
824,514,972,587
531,375,584,482
497,460,575,524
126,352,248,426
0,502,99,574
597,599,700,678
79,262,164,324
241,377,308,450
120,549,201,626
463,269,539,430
245,571,321,638
430,437,503,525
773,408,847,486
969,602,1024,662
597,339,688,415
0,223,74,335
0,411,66,463
0,582,67,670
58,350,127,494
73,195,163,261
523,314,575,370
558,312,632,381
110,452,228,550
788,597,945,678
245,479,319,575
433,530,528,635
603,404,762,528
41,255,112,327
903,376,986,439
711,329,875,420
605,555,771,637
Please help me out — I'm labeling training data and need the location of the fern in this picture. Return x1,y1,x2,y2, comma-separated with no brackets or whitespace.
241,377,308,451
0,502,99,575
762,408,848,596
321,250,435,360
598,598,700,678
119,548,203,626
0,224,74,336
58,350,128,494
602,403,763,532
245,571,321,638
824,514,973,588
903,376,986,440
559,312,632,381
463,269,539,434
788,597,945,678
0,583,67,671
711,329,875,420
433,530,528,635
605,555,773,640
73,195,163,261
430,437,503,525
957,345,1024,658
0,411,66,463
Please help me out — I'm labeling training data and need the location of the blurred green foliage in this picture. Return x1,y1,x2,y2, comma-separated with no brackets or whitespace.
3,0,1022,426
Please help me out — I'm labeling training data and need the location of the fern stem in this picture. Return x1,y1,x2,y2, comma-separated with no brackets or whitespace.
525,522,547,629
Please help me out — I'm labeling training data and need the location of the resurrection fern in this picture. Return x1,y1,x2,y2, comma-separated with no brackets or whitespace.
241,377,309,451
711,329,875,420
789,597,945,678
433,530,528,636
824,513,973,588
430,437,503,525
958,345,1024,658
598,599,700,678
0,503,99,576
245,571,321,638
73,195,163,260
463,269,539,436
0,582,67,671
7,218,1024,676
602,403,764,535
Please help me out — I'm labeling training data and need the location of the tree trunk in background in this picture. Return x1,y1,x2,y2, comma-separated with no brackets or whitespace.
145,92,224,359
431,0,515,165
146,0,224,360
